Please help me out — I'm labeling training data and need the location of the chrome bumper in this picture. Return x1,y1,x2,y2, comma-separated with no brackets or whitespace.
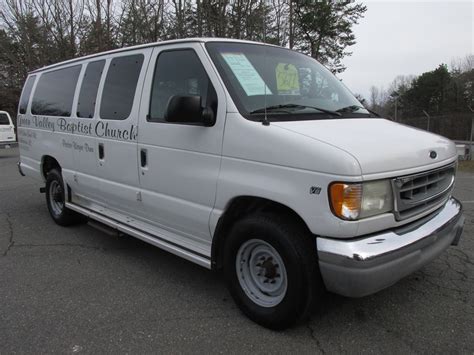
317,197,464,297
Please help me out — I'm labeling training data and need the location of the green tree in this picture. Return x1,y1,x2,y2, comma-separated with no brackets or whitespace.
292,0,366,73
403,64,452,116
450,55,474,111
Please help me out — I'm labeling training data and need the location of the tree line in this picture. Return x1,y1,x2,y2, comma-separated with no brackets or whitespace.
0,0,367,114
366,55,474,121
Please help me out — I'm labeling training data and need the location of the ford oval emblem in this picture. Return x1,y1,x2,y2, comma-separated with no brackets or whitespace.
430,150,437,159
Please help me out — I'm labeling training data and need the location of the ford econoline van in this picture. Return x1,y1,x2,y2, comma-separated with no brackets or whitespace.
17,38,464,329
0,110,16,149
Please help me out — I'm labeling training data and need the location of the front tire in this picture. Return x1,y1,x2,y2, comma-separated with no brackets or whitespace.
224,213,323,330
45,169,84,226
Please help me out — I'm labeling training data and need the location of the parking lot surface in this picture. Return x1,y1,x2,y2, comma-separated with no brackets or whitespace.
1,147,473,354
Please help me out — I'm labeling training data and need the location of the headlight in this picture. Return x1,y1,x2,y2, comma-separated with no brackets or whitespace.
329,180,393,220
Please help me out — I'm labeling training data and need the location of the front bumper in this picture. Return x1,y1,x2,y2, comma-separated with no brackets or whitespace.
317,197,464,297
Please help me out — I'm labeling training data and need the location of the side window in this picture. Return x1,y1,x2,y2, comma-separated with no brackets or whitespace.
32,65,81,116
19,75,36,114
100,54,144,120
149,49,217,123
77,60,105,118
0,113,10,125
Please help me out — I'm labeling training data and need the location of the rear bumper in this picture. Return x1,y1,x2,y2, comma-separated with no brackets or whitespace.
0,141,17,149
317,197,464,297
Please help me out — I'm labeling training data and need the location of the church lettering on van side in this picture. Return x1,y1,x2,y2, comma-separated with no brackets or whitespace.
57,118,93,135
94,121,138,141
19,115,137,142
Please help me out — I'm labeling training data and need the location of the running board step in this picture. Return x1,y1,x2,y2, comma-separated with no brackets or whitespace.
88,220,121,237
65,202,211,269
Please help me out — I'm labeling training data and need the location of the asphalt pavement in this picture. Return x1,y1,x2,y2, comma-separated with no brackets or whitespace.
1,147,473,354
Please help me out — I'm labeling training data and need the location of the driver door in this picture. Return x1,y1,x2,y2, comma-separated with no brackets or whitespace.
136,43,226,246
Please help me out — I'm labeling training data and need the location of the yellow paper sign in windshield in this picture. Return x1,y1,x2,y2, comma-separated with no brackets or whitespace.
276,63,300,95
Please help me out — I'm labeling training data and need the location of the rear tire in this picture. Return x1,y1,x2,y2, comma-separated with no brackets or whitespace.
45,169,84,226
223,213,324,330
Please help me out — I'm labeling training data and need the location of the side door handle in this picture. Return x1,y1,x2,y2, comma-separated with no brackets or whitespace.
140,149,147,168
98,143,105,160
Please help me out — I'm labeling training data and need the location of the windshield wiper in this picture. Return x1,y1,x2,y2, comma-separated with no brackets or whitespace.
250,104,342,117
336,105,381,117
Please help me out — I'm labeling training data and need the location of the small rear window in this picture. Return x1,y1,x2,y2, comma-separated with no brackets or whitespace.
32,65,81,117
0,113,10,125
77,60,105,118
100,54,144,120
19,75,36,114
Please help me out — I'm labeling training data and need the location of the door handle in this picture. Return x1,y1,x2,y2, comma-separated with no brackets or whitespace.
98,143,104,160
140,149,147,168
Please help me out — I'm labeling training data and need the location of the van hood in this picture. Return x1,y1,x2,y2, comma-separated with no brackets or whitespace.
273,118,456,175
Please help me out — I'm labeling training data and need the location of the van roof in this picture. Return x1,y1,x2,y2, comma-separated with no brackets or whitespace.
29,37,278,75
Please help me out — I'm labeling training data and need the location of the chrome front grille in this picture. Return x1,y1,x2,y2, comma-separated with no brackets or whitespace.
392,164,455,220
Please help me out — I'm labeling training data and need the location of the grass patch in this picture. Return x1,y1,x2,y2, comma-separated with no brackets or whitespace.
458,160,474,172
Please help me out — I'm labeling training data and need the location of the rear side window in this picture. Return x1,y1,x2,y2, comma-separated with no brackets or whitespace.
32,65,81,117
100,54,144,120
19,75,36,114
0,113,10,125
77,60,105,118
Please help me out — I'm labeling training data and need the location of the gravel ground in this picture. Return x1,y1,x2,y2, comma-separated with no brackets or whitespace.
1,147,473,354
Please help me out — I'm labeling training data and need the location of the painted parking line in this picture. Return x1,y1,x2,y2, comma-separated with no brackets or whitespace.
461,201,474,204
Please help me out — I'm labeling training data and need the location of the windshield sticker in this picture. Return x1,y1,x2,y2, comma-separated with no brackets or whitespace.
276,63,300,95
221,53,272,96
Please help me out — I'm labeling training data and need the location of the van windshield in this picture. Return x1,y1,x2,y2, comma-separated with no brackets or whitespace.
0,113,10,125
206,42,370,122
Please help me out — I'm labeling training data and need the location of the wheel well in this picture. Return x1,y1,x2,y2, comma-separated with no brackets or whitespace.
41,155,61,180
211,196,313,271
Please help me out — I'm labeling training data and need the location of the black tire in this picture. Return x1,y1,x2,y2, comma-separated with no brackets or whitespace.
223,213,324,330
45,169,84,226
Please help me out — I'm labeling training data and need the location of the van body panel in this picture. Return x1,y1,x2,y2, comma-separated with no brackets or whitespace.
215,112,362,238
273,119,457,175
221,113,362,176
136,43,227,243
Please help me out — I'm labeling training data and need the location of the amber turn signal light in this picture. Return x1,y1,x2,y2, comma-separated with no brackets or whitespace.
329,183,362,220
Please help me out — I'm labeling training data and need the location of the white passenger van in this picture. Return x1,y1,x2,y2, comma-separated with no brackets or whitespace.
17,38,464,329
0,110,16,149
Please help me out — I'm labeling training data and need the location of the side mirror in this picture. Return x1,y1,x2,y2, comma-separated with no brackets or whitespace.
201,106,215,127
165,95,215,126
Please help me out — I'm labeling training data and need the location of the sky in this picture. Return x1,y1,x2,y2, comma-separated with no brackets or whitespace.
338,0,474,100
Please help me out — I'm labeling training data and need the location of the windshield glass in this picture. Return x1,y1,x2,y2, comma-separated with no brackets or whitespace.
206,42,370,121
